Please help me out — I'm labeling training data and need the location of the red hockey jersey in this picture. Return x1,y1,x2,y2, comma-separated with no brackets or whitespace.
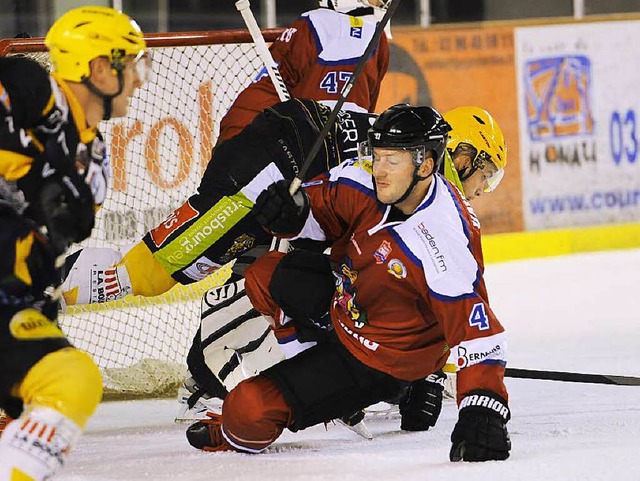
219,8,389,142
291,160,508,403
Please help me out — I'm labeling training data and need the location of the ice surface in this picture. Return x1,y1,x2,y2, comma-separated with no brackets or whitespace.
58,249,640,480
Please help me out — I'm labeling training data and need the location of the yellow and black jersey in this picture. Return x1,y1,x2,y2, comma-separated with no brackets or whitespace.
0,55,96,191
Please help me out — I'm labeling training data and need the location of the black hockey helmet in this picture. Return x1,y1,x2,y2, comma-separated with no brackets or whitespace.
367,104,451,172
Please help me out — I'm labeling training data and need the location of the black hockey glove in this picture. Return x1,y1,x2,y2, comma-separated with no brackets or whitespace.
450,389,511,462
269,249,335,343
17,138,97,255
399,370,446,431
253,180,309,236
38,173,95,256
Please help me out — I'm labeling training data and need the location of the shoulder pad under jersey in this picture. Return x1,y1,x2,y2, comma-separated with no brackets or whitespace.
302,9,379,63
0,56,54,129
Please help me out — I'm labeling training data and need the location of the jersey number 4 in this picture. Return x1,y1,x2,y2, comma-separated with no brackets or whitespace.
468,303,489,331
320,71,353,95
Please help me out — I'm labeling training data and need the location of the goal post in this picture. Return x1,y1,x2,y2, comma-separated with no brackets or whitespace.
0,28,284,399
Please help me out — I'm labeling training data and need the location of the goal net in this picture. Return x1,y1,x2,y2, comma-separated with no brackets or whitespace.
0,28,284,399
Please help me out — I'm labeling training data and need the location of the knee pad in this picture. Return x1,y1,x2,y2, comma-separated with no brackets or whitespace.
199,282,283,392
18,348,102,429
225,377,273,426
222,376,290,452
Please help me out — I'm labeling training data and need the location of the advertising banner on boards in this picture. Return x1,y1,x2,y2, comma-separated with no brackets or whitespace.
380,25,522,234
516,21,640,230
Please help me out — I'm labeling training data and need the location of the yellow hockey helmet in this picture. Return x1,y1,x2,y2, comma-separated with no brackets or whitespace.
444,106,507,192
45,6,146,83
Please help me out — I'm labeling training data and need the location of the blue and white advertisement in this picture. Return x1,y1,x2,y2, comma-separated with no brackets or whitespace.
516,21,640,230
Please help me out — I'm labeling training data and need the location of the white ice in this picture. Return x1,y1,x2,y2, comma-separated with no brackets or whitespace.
58,248,640,480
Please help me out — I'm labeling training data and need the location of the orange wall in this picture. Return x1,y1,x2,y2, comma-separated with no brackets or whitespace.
378,25,523,234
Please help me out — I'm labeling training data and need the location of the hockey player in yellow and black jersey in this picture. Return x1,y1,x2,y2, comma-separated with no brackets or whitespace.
0,6,149,480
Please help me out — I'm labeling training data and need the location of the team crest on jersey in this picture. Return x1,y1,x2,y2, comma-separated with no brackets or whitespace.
349,17,363,38
184,256,221,282
387,259,407,279
374,240,392,264
220,233,256,263
335,258,368,327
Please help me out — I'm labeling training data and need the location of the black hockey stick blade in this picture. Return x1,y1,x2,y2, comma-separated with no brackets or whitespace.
505,367,640,386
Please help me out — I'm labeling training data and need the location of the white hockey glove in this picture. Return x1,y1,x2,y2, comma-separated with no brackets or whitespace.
76,132,109,207
0,406,82,480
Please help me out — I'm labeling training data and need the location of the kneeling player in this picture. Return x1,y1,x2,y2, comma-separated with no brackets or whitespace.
179,105,508,430
186,104,511,461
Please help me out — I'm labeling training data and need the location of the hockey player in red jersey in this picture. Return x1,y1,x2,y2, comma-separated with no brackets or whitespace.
220,0,390,142
186,104,511,461
0,7,149,480
176,103,507,428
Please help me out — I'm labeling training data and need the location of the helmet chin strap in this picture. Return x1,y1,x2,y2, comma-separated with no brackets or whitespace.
457,156,482,183
82,69,124,121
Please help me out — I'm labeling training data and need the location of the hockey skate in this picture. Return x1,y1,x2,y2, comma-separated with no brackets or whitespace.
175,376,224,423
186,413,233,452
336,409,373,440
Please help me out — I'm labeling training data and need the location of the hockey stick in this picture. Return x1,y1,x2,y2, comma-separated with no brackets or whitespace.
289,0,401,195
505,367,640,386
235,0,290,102
235,0,290,253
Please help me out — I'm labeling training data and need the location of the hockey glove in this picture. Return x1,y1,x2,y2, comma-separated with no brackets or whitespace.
253,180,309,236
399,370,446,431
450,389,511,462
39,173,95,256
75,132,109,207
17,136,100,255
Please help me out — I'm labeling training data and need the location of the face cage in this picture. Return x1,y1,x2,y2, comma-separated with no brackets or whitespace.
473,150,504,192
365,0,392,9
358,141,426,167
450,143,504,192
329,0,390,11
110,49,152,84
